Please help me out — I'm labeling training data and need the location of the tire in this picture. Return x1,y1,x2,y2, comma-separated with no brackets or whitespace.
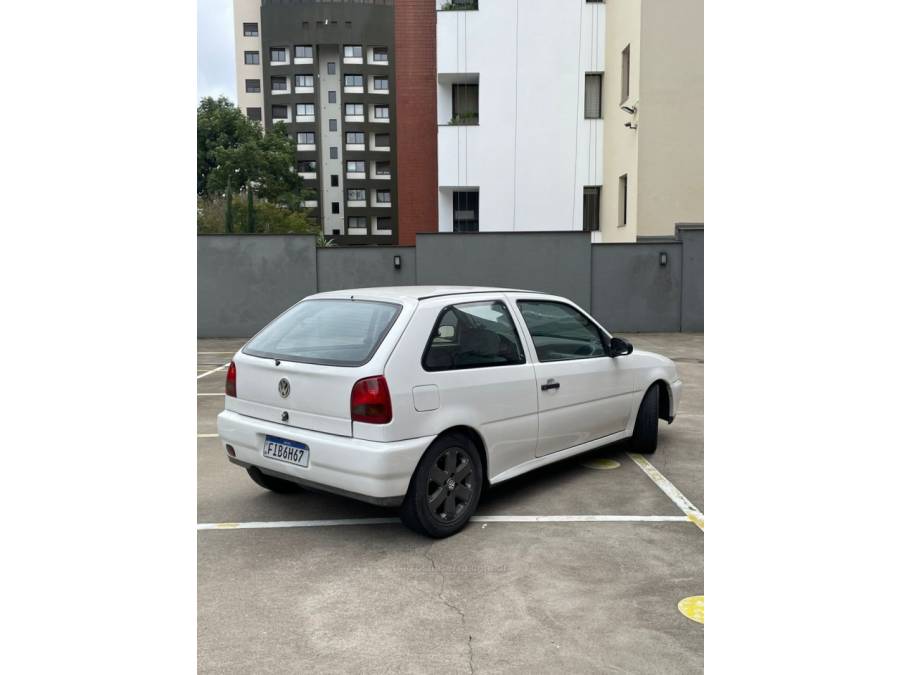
246,466,302,494
631,384,660,454
401,432,484,538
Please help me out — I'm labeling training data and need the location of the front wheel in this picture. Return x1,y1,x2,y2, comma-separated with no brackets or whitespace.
630,384,660,454
401,433,483,538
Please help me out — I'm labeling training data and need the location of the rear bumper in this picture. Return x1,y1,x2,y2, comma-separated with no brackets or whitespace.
216,410,435,507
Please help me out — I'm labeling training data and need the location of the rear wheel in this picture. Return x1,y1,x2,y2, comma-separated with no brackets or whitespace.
401,432,483,538
630,384,660,454
246,466,302,494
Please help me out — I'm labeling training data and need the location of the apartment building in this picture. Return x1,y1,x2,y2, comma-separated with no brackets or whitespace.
601,0,703,240
233,0,702,244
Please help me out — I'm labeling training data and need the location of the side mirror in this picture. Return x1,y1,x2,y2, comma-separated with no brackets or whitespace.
609,337,633,357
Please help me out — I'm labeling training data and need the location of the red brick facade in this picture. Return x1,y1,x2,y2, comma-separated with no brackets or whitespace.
394,0,438,245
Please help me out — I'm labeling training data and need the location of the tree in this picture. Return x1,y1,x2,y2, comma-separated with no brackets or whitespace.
224,177,234,234
197,96,308,203
246,188,256,233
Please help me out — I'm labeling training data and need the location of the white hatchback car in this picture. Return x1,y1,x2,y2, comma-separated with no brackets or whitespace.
218,286,681,537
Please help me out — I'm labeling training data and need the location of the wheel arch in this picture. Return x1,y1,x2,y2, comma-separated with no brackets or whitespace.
650,379,674,423
434,425,489,488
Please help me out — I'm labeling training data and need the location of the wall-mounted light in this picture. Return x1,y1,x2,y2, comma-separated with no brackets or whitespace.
393,255,402,270
659,252,668,267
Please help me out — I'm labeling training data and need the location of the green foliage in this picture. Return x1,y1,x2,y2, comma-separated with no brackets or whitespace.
224,177,234,233
246,189,256,234
198,194,318,236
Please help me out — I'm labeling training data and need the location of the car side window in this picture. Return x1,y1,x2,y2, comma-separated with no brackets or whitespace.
422,301,526,371
517,301,608,362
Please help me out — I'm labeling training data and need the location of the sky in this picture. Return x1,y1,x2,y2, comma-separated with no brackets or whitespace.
197,0,237,103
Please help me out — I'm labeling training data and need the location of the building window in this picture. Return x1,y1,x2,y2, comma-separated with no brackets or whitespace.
373,77,388,91
618,174,628,227
583,187,601,231
376,189,391,204
244,51,260,65
295,45,313,59
246,107,262,121
453,191,479,232
329,146,338,159
451,84,479,124
376,216,392,232
375,161,391,176
347,216,367,231
328,119,338,131
373,47,389,62
245,79,260,93
331,202,340,214
345,103,363,117
344,45,362,59
295,74,313,88
243,23,258,37
444,0,479,9
348,189,365,202
271,76,287,91
327,61,336,75
297,131,315,145
298,160,317,173
327,90,337,103
347,161,366,174
271,48,287,63
331,175,339,187
585,73,602,119
344,74,363,88
272,105,288,120
346,131,364,145
296,103,314,118
374,133,390,148
374,104,389,119
620,45,630,103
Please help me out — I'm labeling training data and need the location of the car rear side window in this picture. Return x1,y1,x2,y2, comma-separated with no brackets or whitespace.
244,299,401,367
517,301,608,362
422,301,526,371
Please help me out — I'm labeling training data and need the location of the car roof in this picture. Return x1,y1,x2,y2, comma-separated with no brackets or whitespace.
310,285,538,303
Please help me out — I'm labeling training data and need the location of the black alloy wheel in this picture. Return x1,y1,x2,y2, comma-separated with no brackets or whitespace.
401,432,483,538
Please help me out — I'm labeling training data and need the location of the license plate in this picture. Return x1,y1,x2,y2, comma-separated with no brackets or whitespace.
263,435,309,468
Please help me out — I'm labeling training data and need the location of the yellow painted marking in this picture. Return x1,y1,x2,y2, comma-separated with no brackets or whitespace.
581,458,621,470
628,453,705,532
687,513,705,531
678,595,704,624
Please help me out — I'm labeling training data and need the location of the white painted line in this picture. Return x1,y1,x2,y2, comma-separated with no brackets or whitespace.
197,514,690,531
628,453,705,530
197,393,224,397
197,363,228,380
198,351,238,354
197,433,219,438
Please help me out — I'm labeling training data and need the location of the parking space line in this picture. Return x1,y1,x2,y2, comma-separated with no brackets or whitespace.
197,433,219,438
197,514,690,530
627,453,704,531
197,363,228,380
197,393,223,397
198,351,237,354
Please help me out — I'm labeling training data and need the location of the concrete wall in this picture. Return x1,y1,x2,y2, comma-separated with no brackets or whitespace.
198,235,318,337
316,246,416,292
198,227,702,337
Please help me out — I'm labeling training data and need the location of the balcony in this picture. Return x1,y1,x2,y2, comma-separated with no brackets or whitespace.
437,0,478,10
438,74,479,126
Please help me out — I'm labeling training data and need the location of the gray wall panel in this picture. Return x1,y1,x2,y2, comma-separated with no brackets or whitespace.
591,243,683,332
316,246,416,291
415,232,593,312
678,224,704,331
197,235,317,337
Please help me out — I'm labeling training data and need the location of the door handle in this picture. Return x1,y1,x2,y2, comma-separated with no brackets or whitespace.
541,379,560,391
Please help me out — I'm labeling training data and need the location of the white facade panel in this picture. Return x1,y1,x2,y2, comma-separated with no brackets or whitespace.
436,0,605,233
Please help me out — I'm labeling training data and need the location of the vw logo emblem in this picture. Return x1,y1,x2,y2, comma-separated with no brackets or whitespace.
278,378,290,398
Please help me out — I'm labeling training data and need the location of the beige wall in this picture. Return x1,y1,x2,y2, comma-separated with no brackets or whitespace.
636,0,703,236
601,0,641,242
602,0,703,240
233,0,263,117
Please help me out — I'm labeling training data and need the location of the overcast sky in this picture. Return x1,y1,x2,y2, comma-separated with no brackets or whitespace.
198,0,237,103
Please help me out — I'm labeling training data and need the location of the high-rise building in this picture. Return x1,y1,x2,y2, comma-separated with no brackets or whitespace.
233,0,702,244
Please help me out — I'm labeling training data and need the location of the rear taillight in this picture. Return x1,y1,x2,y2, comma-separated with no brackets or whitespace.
350,375,392,424
225,361,237,397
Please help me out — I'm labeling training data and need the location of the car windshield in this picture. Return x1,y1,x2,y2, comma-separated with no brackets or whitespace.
243,299,401,366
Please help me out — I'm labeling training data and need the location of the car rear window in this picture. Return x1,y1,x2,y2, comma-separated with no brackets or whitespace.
243,299,401,366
